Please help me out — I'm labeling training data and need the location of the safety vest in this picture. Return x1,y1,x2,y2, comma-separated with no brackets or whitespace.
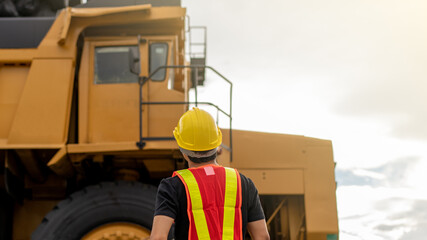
173,165,242,240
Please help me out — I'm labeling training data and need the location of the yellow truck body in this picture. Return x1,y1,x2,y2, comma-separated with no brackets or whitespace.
0,1,338,239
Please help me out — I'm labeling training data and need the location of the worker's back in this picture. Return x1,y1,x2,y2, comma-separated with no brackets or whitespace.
155,164,266,239
176,165,242,239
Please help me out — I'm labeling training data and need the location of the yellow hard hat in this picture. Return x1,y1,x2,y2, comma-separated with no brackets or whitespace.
173,107,222,151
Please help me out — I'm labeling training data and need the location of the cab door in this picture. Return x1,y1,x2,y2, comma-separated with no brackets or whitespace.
78,36,181,145
79,37,148,144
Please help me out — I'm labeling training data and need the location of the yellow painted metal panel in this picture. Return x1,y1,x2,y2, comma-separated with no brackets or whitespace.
239,169,304,195
146,39,186,138
79,37,185,144
7,59,74,144
67,142,139,153
217,147,231,167
70,4,151,17
0,65,29,139
36,6,186,59
66,141,177,154
88,83,140,142
226,129,308,169
59,5,154,45
78,41,90,144
0,49,36,63
304,140,339,235
0,144,62,149
85,39,142,143
59,5,153,45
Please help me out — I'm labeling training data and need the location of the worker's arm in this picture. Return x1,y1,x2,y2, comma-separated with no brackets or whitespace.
247,219,270,240
150,215,174,240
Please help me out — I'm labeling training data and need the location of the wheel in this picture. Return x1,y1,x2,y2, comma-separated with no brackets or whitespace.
32,181,163,240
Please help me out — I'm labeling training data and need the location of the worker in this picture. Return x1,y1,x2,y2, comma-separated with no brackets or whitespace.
150,107,270,240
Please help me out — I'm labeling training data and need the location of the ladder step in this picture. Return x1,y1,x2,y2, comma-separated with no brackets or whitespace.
190,58,205,64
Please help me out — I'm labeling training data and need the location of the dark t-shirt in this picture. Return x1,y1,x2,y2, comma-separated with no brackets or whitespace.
154,171,265,239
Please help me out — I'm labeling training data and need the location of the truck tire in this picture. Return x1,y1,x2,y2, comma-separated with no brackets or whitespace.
32,181,163,240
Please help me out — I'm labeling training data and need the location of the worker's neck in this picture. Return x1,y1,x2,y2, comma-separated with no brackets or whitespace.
188,159,218,168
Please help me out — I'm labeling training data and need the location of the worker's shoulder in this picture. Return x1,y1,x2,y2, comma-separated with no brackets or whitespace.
159,175,183,189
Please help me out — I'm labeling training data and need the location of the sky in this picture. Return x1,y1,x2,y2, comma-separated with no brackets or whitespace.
182,0,427,239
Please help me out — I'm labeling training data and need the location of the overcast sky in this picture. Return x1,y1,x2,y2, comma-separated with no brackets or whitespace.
182,0,427,239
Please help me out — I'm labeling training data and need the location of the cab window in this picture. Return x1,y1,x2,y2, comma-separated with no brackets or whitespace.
94,46,138,84
149,42,168,81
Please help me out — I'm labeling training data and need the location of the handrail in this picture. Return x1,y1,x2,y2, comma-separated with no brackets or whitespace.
136,65,233,161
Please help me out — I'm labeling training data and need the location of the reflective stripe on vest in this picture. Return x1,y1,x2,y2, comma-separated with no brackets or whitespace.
175,166,242,240
223,167,238,240
177,169,211,240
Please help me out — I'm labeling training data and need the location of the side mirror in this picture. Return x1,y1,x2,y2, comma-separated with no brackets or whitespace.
129,47,140,75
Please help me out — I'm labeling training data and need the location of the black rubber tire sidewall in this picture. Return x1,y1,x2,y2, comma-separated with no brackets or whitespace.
32,181,157,240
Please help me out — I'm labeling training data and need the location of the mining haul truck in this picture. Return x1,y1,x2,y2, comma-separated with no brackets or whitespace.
0,0,339,239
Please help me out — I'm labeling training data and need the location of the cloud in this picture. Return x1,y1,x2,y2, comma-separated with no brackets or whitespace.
372,198,427,240
336,168,383,187
398,200,427,240
336,156,427,239
336,157,419,188
353,169,386,180
370,157,419,188
337,186,426,240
